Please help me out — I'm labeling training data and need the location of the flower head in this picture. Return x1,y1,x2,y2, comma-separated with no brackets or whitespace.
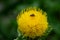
17,7,48,38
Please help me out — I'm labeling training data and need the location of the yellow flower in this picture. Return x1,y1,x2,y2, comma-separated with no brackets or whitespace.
17,7,48,38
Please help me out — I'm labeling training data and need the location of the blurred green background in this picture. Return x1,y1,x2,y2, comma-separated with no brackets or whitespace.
0,0,60,40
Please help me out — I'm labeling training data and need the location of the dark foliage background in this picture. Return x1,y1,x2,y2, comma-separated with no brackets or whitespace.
0,0,60,40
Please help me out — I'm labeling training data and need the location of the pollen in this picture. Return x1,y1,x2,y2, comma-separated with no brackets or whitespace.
17,7,48,38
